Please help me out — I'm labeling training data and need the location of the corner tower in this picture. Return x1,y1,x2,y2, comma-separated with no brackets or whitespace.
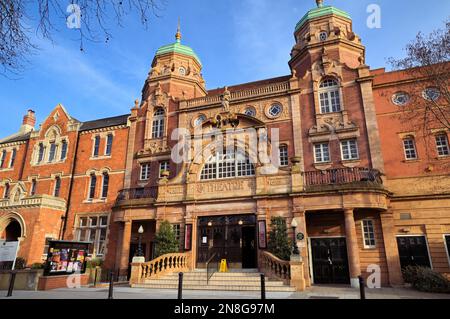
142,23,207,102
289,0,365,75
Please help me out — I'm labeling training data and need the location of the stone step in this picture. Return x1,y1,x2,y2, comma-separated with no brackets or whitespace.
163,272,264,279
143,279,286,287
133,283,296,292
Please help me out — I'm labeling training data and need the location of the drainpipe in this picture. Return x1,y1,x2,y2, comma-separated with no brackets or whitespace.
18,139,29,181
61,128,81,240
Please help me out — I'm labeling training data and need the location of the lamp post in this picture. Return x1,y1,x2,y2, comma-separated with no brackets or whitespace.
136,225,144,257
291,218,300,255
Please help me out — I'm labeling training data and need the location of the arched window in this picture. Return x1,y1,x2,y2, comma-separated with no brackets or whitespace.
152,108,165,139
101,172,109,198
318,79,341,113
200,149,255,180
88,174,97,199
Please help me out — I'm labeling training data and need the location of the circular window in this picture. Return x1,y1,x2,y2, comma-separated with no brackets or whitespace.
194,114,207,127
392,92,410,106
268,103,283,118
319,31,328,42
179,67,186,76
422,87,440,101
244,107,256,117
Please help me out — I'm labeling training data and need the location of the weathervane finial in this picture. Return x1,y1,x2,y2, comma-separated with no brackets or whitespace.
175,18,182,42
316,0,324,8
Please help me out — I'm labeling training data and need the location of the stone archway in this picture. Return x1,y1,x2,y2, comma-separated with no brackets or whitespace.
0,212,26,241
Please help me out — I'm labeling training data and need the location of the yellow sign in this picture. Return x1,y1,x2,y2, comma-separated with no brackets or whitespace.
219,259,228,272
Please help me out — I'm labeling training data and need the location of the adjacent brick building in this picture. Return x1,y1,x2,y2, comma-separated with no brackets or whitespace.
1,0,449,287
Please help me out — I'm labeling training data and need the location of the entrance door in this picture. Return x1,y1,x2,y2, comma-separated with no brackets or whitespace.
310,238,350,284
242,226,256,268
396,236,431,269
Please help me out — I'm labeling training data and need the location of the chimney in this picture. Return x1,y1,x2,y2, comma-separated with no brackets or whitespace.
20,109,36,133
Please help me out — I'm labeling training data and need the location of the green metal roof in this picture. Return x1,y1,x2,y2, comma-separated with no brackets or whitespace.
155,39,202,66
295,5,351,32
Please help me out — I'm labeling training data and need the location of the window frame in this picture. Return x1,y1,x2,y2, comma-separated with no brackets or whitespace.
37,143,45,163
340,139,359,161
200,149,255,181
4,183,10,199
403,137,418,160
318,79,342,114
88,173,97,200
313,143,330,163
278,144,289,167
76,215,109,257
48,142,57,163
140,163,151,181
435,134,449,157
54,177,61,197
0,150,6,168
93,135,101,157
152,108,165,139
444,234,450,266
60,140,68,160
9,149,16,168
30,179,37,196
101,172,109,199
362,219,376,249
159,161,170,178
105,134,113,156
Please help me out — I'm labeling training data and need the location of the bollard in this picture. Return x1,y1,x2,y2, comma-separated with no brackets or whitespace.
108,270,114,299
93,267,98,287
6,271,17,297
178,272,183,300
260,274,266,300
358,276,366,300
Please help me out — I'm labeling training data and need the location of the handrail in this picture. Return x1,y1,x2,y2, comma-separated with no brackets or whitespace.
303,167,383,187
137,252,190,282
260,251,291,285
206,252,218,285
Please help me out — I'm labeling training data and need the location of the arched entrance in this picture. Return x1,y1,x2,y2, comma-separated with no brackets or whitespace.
5,220,22,241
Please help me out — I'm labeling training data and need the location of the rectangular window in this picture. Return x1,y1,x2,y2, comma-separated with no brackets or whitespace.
362,219,376,248
341,140,359,160
89,174,97,199
445,235,450,265
4,183,10,199
0,150,6,168
38,144,45,163
279,145,289,167
77,215,109,256
152,119,164,139
60,140,68,160
101,173,109,198
159,161,170,178
54,177,61,197
9,149,16,168
93,136,100,157
30,179,37,196
48,142,57,162
173,224,181,243
435,135,449,157
314,143,330,163
403,138,417,160
105,134,113,156
140,163,151,180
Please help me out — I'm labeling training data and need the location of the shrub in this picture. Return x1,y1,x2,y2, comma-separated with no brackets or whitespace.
154,220,180,258
31,263,45,269
14,257,26,270
402,266,450,293
86,258,103,269
267,217,292,261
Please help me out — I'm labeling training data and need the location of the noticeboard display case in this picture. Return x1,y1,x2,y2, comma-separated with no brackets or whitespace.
44,240,91,276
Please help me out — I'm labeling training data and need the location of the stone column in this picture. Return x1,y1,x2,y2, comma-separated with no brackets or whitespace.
119,220,132,277
344,209,361,288
292,209,311,287
380,212,403,286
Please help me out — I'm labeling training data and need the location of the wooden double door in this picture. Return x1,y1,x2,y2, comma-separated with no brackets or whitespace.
310,237,350,284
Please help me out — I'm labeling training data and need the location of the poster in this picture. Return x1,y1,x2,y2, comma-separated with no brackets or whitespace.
44,240,90,276
258,220,267,249
0,240,20,270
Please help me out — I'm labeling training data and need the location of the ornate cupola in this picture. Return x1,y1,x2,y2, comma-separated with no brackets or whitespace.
289,0,366,74
142,22,207,101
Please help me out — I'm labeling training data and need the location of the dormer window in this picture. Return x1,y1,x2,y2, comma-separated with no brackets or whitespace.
319,79,341,113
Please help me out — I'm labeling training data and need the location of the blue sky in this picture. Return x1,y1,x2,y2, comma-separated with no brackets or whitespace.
0,0,449,137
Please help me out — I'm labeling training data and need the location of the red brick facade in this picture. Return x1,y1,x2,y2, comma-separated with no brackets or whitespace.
1,2,448,288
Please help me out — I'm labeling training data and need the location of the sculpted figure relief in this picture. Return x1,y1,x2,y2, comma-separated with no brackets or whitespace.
221,86,231,112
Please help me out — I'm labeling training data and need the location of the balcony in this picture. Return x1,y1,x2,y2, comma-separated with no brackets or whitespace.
0,194,67,211
114,187,158,209
303,168,384,192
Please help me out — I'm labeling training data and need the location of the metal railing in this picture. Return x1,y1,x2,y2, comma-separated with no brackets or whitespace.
116,186,158,202
206,252,219,285
304,167,383,187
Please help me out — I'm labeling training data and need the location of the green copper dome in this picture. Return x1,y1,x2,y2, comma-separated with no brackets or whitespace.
155,30,202,66
295,3,351,32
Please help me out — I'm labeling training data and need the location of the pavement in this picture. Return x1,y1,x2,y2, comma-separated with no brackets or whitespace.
0,285,449,299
